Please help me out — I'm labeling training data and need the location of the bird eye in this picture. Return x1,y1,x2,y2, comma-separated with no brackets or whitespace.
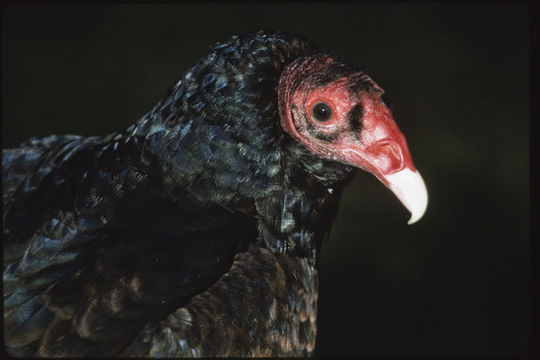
311,102,332,122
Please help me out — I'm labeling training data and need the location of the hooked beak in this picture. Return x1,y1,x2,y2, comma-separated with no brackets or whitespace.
339,94,428,224
384,168,428,224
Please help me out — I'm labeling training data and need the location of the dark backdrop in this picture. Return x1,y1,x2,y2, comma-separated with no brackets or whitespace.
2,3,531,357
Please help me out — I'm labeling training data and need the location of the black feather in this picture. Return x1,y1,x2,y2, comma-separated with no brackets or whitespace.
3,31,360,357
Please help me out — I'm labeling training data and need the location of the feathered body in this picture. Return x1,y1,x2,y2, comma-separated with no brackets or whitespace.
3,31,426,357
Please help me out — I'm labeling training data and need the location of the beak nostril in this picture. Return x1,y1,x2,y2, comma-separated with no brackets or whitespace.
378,142,403,166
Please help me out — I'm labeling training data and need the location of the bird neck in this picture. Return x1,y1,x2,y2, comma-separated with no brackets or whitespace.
124,31,355,259
127,95,355,260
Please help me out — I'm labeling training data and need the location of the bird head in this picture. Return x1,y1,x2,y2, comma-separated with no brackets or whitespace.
278,54,427,224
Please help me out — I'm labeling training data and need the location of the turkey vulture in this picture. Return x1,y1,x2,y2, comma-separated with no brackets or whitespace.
3,31,427,357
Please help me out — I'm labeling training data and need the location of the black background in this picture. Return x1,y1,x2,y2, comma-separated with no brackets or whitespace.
2,3,532,357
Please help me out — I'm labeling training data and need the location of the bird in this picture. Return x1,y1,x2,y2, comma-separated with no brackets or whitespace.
2,31,427,357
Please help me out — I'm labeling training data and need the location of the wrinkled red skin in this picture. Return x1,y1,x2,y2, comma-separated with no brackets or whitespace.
278,56,416,186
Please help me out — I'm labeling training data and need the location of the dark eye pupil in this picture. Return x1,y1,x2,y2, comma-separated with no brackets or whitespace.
312,102,332,122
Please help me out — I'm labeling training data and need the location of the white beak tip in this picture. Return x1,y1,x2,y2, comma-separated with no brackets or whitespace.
407,211,425,225
384,169,428,225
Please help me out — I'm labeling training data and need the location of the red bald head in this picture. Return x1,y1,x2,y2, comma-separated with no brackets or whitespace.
278,55,427,224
